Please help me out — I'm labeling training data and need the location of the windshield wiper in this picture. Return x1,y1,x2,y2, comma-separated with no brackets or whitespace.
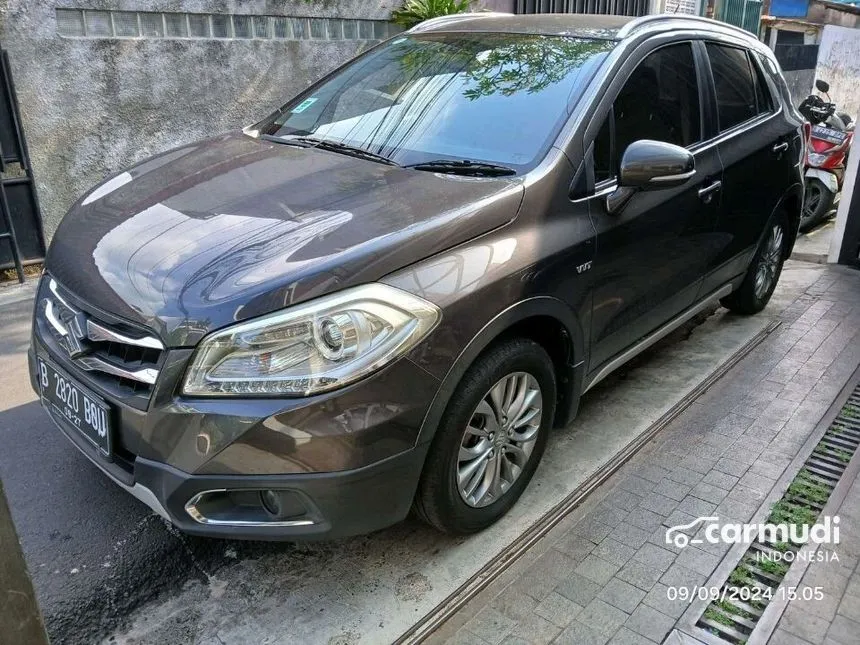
406,159,517,177
291,136,399,166
260,133,313,148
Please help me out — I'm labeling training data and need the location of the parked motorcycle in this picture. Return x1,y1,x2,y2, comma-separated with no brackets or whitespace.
798,79,855,230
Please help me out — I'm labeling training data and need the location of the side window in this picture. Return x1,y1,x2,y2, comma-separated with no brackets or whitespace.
593,43,700,181
593,113,613,183
751,55,774,114
706,43,758,131
615,43,701,158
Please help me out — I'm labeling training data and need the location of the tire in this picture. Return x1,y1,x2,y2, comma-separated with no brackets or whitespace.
721,212,788,315
414,338,557,534
801,178,835,231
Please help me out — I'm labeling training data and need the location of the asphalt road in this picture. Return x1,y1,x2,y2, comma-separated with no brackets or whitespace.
0,284,241,643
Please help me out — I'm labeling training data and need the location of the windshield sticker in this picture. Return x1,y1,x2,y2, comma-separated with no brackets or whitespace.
291,98,318,114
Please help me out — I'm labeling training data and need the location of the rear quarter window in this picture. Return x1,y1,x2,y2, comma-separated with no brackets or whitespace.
751,55,775,114
755,52,786,109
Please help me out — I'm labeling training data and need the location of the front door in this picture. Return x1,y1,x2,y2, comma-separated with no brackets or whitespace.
586,42,723,371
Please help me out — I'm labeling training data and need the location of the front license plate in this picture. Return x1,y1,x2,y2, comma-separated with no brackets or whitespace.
37,358,113,456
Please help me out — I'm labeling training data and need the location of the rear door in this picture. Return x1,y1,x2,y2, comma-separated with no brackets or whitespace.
584,41,724,371
701,41,790,292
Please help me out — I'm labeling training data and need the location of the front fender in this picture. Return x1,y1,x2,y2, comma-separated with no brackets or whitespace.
412,296,586,447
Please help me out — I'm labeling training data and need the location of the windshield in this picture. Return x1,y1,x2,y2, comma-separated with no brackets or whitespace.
257,33,615,172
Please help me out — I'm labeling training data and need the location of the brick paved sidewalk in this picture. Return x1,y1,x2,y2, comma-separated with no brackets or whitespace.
429,265,860,645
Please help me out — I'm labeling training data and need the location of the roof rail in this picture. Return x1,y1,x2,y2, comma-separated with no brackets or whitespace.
616,14,755,40
407,12,514,33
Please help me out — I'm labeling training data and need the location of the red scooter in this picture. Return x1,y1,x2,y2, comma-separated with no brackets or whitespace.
798,79,854,230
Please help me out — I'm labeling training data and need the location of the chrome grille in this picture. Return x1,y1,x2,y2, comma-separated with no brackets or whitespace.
37,277,165,406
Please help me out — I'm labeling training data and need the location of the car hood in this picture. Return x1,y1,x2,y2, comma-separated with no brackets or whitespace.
46,133,524,346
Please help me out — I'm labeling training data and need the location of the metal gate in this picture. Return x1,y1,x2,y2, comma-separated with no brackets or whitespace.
715,0,763,33
515,0,650,17
0,47,45,283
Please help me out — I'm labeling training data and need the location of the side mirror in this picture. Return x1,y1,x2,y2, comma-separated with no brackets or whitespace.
815,79,830,93
619,140,695,190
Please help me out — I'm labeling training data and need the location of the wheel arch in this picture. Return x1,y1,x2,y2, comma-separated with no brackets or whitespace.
415,297,586,447
775,181,803,258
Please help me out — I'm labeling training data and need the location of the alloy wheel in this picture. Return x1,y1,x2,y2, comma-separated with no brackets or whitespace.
456,372,543,508
754,223,784,300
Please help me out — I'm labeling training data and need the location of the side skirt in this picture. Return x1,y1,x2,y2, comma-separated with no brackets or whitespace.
582,283,733,393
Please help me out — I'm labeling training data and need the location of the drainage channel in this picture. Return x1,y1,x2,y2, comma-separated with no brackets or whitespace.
694,386,860,644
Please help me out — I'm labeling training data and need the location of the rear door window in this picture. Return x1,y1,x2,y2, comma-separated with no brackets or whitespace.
706,43,759,131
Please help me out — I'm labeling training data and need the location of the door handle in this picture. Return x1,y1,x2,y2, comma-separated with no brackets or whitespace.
698,180,722,202
772,141,789,154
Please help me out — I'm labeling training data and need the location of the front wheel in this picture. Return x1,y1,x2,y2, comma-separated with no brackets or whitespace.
413,338,556,534
721,213,787,315
801,178,835,231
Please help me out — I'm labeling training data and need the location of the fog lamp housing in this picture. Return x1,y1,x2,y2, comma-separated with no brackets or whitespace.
184,489,314,527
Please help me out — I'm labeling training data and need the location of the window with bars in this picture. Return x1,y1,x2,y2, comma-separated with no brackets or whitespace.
139,13,164,37
55,9,400,42
514,0,650,16
164,13,188,38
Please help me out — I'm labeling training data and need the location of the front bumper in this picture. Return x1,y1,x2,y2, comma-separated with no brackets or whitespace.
29,324,440,538
31,343,431,538
43,396,428,539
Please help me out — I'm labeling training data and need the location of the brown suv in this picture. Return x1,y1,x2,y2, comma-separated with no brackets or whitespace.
30,13,804,539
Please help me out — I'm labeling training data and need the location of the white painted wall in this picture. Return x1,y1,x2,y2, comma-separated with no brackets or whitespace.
663,0,699,14
829,139,858,263
817,25,860,265
815,24,860,119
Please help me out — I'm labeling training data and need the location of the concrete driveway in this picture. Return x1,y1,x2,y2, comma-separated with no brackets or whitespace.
0,262,825,644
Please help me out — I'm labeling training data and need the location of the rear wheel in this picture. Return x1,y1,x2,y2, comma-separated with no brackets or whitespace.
721,213,787,315
414,338,556,534
801,178,834,231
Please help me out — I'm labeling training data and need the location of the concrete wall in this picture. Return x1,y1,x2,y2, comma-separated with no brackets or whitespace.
783,68,817,104
807,0,860,28
478,0,515,10
815,24,860,119
768,30,821,105
0,1,396,240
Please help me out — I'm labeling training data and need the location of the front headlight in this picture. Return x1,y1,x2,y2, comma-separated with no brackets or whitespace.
808,152,828,167
182,284,440,397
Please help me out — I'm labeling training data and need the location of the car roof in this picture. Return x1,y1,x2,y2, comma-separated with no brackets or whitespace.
409,13,634,39
409,12,762,48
